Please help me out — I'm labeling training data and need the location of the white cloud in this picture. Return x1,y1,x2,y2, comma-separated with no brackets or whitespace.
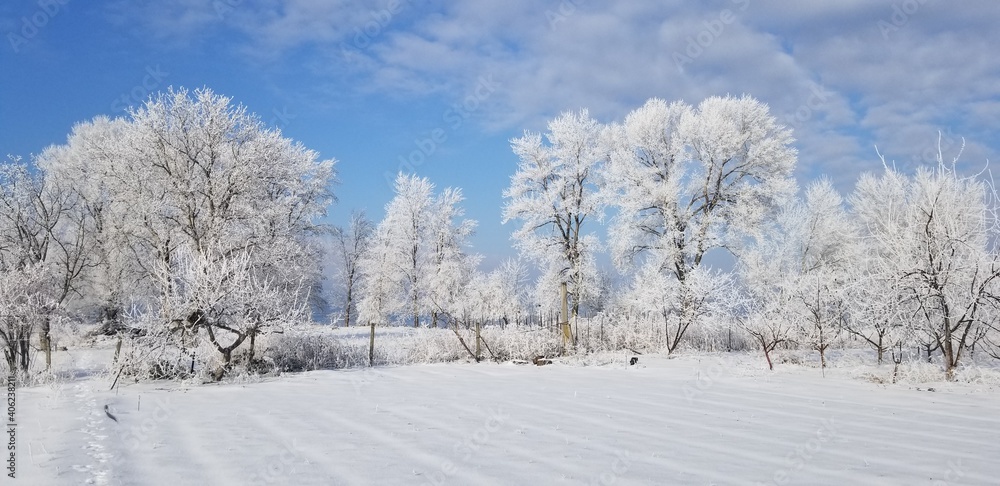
106,0,1000,192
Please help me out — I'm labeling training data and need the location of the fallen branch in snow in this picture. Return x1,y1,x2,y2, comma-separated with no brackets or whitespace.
104,404,118,423
448,322,478,361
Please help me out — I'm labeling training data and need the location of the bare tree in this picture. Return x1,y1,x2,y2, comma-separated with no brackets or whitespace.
332,210,374,327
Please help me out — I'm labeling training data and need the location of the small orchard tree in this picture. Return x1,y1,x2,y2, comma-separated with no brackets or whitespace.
734,292,795,371
611,263,729,354
788,180,857,369
737,237,798,370
740,180,856,369
851,147,1000,380
844,247,913,365
159,248,306,378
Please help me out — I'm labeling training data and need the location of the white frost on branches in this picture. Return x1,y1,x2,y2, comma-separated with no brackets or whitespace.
503,109,605,316
358,173,478,328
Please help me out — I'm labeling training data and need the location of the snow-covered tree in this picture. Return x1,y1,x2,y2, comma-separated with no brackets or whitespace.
38,88,335,372
35,117,146,330
605,95,797,353
359,173,477,327
0,158,89,368
0,263,58,375
503,109,605,317
379,173,434,327
160,247,306,378
786,180,856,368
331,210,374,327
739,179,857,369
730,283,794,371
426,186,480,324
462,258,531,325
851,150,1000,379
844,265,912,366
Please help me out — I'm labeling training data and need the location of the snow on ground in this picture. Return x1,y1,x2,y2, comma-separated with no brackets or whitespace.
15,348,1000,485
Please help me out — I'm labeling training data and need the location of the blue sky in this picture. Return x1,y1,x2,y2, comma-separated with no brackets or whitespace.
2,1,999,269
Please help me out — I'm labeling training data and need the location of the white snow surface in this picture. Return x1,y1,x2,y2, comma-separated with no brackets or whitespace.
16,349,1000,485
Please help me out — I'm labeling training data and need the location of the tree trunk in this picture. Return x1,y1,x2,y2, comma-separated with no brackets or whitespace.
560,282,572,352
248,330,257,363
475,320,481,362
19,338,30,372
368,321,376,367
40,317,52,370
344,278,354,327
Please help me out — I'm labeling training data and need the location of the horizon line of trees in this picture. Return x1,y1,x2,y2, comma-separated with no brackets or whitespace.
3,87,999,381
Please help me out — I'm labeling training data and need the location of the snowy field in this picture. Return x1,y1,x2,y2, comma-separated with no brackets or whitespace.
14,346,1000,485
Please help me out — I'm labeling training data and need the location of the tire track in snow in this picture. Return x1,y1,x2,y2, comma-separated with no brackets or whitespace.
683,382,1000,452
577,371,999,453
508,381,975,484
238,404,369,485
512,393,820,484
716,378,1000,431
551,373,998,483
377,401,590,483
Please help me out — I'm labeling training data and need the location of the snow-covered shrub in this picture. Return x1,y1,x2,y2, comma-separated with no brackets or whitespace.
264,332,353,372
478,325,562,361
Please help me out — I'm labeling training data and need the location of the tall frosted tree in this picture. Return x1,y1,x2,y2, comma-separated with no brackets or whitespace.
604,95,797,353
503,110,605,317
359,173,476,327
36,117,143,330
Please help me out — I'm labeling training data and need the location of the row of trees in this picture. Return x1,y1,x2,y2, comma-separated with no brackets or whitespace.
502,96,797,354
3,87,998,380
738,157,1000,379
331,96,1000,379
